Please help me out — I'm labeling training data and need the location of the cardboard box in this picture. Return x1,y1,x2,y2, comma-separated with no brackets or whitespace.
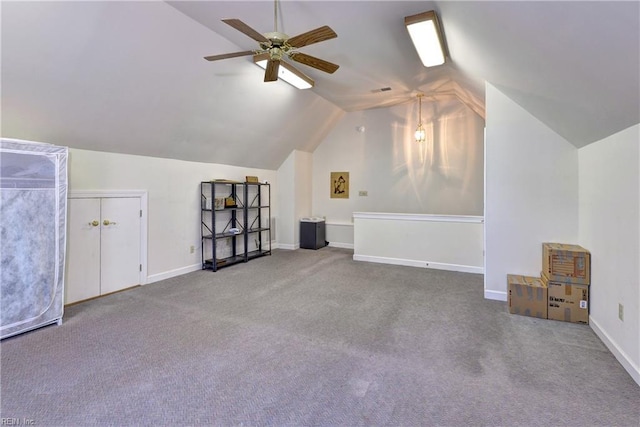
508,274,548,319
542,242,590,285
542,272,589,324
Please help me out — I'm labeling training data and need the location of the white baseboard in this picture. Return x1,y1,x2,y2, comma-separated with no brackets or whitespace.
146,244,279,282
328,242,354,249
278,243,300,250
590,317,640,386
353,254,483,274
484,290,507,301
146,263,201,284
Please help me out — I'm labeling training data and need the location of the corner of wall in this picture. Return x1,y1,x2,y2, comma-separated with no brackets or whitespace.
277,150,314,248
578,124,640,386
484,83,579,298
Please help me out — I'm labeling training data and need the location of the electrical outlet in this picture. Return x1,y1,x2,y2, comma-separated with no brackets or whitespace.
190,245,195,254
618,303,624,321
359,190,368,197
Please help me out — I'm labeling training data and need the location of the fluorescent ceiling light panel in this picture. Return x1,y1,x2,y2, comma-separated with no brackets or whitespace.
405,11,447,67
253,58,314,89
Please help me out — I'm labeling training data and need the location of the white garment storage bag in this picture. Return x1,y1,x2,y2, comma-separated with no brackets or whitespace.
1,138,68,339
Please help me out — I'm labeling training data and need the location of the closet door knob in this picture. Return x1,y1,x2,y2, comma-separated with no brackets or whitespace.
103,219,116,226
89,220,99,227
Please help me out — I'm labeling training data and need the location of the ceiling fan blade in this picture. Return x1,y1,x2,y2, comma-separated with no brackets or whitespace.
287,25,337,48
289,52,339,74
265,60,280,82
222,19,269,43
204,50,255,61
253,52,270,63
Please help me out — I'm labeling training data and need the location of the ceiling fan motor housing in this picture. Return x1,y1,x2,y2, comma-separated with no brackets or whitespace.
264,32,289,47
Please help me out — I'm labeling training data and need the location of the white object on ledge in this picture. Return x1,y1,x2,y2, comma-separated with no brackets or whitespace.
300,217,325,223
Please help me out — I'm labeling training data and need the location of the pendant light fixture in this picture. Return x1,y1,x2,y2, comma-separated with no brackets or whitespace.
415,93,426,143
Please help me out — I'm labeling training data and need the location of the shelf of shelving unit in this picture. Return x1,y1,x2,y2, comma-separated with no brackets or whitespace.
202,255,245,270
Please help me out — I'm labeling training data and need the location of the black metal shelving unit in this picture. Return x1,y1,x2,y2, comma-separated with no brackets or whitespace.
201,180,270,271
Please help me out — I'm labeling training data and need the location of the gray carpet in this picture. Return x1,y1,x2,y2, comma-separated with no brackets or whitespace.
1,247,638,426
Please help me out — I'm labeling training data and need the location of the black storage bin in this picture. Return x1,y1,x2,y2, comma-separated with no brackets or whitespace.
300,217,326,249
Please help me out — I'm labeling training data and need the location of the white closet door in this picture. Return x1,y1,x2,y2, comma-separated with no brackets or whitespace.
66,198,101,304
100,197,141,295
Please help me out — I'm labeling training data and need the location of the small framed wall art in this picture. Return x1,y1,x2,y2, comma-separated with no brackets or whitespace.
330,171,349,199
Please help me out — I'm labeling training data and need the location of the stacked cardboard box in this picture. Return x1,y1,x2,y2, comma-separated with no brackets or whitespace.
542,243,590,285
541,243,590,324
507,274,547,319
507,243,591,324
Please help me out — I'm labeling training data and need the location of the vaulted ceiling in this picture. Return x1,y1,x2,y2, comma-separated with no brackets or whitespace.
2,1,638,170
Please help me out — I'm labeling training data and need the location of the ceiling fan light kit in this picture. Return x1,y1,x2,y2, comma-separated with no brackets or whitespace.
204,0,338,89
254,56,314,89
405,10,447,67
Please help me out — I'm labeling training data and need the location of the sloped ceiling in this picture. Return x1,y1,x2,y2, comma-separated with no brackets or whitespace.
1,1,638,170
439,1,640,147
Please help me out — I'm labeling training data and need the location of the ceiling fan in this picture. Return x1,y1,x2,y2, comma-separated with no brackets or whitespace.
203,0,339,86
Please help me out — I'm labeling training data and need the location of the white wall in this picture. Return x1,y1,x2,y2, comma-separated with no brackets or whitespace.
276,150,312,249
579,124,639,384
484,83,578,300
276,152,296,248
68,149,277,282
325,222,354,249
312,98,485,247
353,213,484,273
294,151,313,244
